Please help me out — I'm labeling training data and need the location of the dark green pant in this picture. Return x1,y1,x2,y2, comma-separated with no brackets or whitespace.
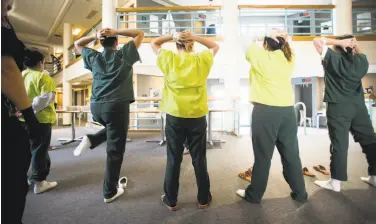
245,103,307,203
163,114,211,207
87,102,129,199
29,123,52,183
327,102,376,181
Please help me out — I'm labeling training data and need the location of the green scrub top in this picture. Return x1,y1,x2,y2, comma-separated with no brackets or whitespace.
323,48,369,103
157,49,213,118
82,40,140,104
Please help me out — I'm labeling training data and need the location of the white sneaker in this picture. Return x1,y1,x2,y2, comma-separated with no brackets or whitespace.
361,176,376,187
34,180,58,194
236,189,246,198
118,176,128,189
74,136,91,156
104,188,124,203
314,179,341,192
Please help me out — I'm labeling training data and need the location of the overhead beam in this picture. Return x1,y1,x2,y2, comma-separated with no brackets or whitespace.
46,0,74,41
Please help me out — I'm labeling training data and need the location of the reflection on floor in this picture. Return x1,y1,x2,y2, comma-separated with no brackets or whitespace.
24,127,375,224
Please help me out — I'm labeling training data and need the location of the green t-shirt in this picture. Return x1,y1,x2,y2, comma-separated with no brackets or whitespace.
323,48,369,103
22,69,56,123
82,40,140,104
246,43,295,106
157,49,213,118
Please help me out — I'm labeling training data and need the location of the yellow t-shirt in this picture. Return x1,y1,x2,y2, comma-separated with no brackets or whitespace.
22,69,57,124
246,43,295,106
157,49,213,118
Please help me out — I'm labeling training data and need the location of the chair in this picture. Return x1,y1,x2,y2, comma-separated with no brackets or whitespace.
299,110,312,127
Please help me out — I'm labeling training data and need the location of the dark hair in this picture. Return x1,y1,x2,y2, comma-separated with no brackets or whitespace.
100,37,118,48
335,34,354,61
264,36,293,62
24,49,45,68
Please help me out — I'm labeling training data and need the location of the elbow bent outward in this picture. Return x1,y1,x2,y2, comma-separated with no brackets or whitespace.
313,37,324,55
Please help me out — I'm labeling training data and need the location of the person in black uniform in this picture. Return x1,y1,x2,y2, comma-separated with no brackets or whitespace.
2,0,42,223
313,35,376,192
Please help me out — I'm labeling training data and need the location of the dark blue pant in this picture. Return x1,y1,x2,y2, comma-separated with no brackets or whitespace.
87,102,130,199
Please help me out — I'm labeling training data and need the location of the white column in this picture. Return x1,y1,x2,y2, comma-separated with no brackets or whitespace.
333,0,353,35
63,23,73,125
221,0,240,131
102,0,118,29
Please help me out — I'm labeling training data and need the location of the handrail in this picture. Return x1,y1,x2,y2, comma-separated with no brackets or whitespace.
353,5,376,9
116,5,222,12
238,5,335,9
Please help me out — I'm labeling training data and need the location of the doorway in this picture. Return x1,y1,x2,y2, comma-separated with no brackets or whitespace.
294,83,313,124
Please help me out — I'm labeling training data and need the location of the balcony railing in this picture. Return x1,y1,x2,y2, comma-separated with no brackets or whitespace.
238,5,334,37
68,19,102,64
116,6,223,38
352,6,376,36
45,54,63,76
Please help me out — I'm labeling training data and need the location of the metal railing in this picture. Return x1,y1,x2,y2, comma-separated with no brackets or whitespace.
68,20,102,64
45,54,63,76
117,6,223,37
238,6,334,36
352,8,376,36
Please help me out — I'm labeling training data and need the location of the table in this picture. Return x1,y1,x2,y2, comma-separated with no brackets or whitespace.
131,109,165,145
56,110,83,145
207,108,237,146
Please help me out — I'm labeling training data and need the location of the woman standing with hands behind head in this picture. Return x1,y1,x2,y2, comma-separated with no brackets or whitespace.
313,36,376,192
151,31,219,211
236,30,308,203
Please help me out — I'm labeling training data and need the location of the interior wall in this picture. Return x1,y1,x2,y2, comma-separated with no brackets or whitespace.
362,73,376,88
136,74,164,97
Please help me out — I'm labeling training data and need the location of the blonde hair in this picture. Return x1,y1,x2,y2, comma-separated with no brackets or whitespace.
176,32,194,52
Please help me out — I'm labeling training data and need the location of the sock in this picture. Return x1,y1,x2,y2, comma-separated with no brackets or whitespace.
314,178,341,192
361,176,376,187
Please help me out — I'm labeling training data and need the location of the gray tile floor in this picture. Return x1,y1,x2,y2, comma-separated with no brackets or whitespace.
23,127,376,224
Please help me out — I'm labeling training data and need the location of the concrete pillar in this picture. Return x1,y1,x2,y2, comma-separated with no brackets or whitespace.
102,0,118,29
63,23,73,125
221,0,241,132
333,0,353,35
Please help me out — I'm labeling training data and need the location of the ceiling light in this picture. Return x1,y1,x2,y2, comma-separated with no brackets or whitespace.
73,28,81,36
55,48,62,54
73,82,80,85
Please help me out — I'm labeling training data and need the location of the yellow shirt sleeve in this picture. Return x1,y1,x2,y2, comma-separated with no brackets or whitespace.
198,49,214,78
157,49,173,75
39,74,56,95
245,43,265,65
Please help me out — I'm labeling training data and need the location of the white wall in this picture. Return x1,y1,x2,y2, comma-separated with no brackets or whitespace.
62,40,376,82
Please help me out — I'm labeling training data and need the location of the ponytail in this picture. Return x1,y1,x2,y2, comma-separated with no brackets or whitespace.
264,36,293,62
281,41,293,62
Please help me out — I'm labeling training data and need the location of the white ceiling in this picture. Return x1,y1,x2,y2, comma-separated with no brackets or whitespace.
8,0,105,52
